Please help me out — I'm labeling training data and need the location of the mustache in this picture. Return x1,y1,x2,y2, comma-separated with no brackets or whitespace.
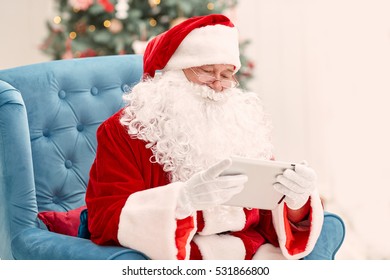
189,82,229,102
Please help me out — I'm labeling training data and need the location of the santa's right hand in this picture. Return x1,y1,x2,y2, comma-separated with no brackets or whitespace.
175,158,247,219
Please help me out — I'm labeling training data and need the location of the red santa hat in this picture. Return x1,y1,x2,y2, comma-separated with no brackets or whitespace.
143,14,241,78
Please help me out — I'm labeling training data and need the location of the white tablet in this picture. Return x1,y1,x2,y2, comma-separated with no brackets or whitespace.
222,156,296,210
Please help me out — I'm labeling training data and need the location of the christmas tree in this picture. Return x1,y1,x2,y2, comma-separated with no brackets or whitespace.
41,0,254,87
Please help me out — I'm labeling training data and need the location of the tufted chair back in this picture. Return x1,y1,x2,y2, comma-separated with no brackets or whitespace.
0,55,144,259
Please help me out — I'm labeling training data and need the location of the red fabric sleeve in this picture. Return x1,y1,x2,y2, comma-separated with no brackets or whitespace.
255,209,280,247
283,202,312,255
85,110,169,245
255,207,312,255
175,216,195,260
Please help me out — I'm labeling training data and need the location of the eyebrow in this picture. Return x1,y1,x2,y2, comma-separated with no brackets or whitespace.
221,67,235,75
221,66,235,73
201,66,235,73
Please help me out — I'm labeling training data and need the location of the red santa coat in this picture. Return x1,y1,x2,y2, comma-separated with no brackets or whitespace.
86,110,324,260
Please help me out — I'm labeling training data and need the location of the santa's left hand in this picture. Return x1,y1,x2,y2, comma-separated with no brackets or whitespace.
273,161,317,210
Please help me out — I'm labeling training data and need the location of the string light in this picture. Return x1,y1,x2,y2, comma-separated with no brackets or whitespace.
207,2,215,10
149,18,157,27
148,0,161,7
103,20,112,28
69,32,77,39
53,16,62,24
88,25,96,32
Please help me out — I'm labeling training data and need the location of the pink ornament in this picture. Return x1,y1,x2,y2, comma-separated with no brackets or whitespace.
68,0,93,11
108,19,123,34
62,50,74,59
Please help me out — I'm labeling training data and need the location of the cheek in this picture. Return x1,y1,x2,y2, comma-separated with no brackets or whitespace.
183,69,203,85
182,69,194,82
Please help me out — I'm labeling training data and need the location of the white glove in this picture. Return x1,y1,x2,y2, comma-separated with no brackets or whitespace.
176,158,247,219
273,161,317,210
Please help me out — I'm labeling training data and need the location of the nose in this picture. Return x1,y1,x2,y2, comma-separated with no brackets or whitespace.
208,80,224,92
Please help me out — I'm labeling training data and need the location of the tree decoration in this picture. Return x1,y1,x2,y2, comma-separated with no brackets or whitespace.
41,0,254,88
115,0,130,19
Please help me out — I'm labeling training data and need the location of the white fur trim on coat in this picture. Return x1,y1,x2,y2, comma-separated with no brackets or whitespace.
117,182,196,260
198,205,246,235
194,234,246,260
164,24,241,72
271,189,324,259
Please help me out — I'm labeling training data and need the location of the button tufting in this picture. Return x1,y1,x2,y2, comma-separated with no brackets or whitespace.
58,90,66,99
65,160,73,169
121,84,131,93
52,196,60,204
42,128,50,137
90,87,99,96
76,124,84,132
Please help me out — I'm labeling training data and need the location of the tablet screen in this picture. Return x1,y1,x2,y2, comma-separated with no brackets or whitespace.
223,156,295,209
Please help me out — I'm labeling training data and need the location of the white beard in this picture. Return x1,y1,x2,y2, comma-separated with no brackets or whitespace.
120,70,274,182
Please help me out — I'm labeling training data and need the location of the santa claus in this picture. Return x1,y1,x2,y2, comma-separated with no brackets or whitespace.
85,14,324,260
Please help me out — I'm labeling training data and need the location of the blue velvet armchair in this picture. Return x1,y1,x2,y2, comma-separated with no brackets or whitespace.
0,55,345,260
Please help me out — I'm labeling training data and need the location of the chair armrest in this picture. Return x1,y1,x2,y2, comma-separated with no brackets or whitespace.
0,81,38,259
11,213,345,260
12,228,149,260
303,211,346,260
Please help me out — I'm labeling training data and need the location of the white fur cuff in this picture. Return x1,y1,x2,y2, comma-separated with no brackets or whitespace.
193,234,246,260
117,182,196,260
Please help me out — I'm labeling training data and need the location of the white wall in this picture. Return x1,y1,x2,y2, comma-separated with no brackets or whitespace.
237,0,390,259
0,0,53,69
1,0,390,259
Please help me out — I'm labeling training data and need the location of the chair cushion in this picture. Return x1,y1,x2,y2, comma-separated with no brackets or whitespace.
37,205,87,237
